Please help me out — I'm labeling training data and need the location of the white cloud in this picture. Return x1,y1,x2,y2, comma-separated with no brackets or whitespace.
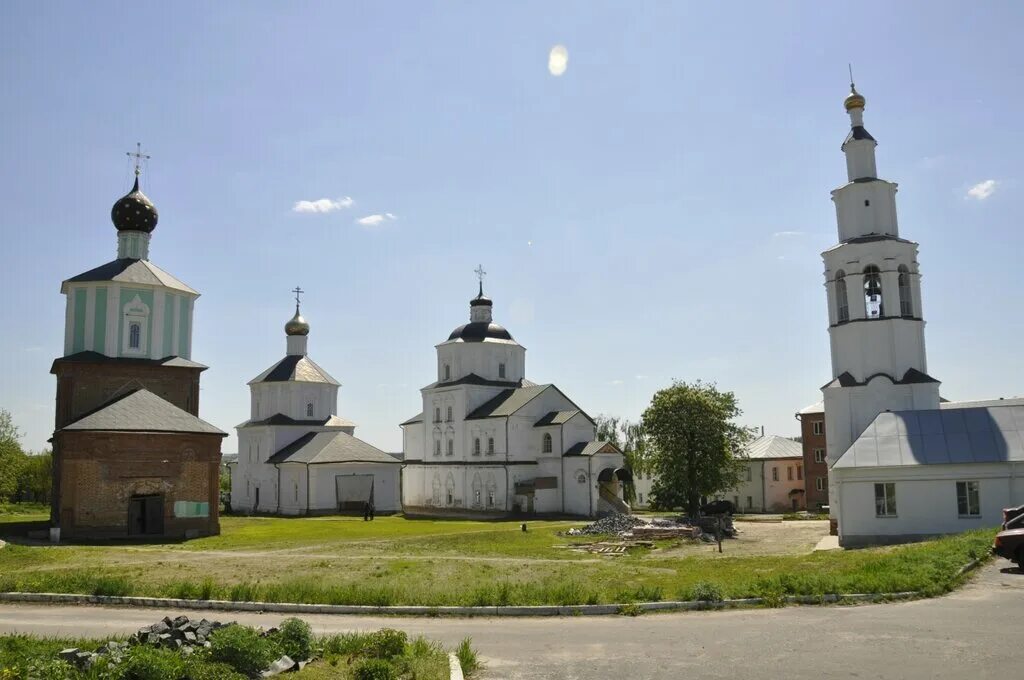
772,231,804,238
548,45,568,76
356,213,397,227
966,180,997,200
292,197,354,213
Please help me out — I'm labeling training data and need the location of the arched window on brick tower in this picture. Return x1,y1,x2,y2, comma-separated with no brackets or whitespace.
898,265,913,317
835,270,849,323
863,265,883,318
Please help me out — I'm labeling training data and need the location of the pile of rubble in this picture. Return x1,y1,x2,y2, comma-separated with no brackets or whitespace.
58,616,230,671
567,513,647,536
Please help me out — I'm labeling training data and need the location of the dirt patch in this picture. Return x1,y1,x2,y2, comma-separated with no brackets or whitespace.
654,520,829,558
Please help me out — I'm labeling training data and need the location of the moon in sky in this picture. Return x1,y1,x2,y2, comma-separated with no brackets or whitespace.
548,45,568,76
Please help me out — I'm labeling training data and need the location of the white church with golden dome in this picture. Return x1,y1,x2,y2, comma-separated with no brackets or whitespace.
400,274,629,517
229,293,401,515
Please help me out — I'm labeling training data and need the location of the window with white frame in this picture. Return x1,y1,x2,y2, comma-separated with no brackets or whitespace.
815,477,825,492
473,438,481,456
444,364,451,380
447,439,454,456
835,270,849,323
956,481,981,517
434,440,441,456
446,406,453,422
812,421,824,436
898,265,913,317
487,437,494,454
746,467,752,482
772,467,779,482
434,407,441,423
129,322,141,349
874,483,897,517
814,449,825,464
122,295,150,355
542,433,552,453
306,402,314,417
863,265,884,318
787,467,793,481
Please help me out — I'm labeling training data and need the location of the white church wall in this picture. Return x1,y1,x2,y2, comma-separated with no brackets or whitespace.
308,464,400,513
835,462,1024,546
562,415,596,451
832,181,898,241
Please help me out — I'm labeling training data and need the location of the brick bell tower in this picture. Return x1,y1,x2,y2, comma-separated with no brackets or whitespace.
49,147,223,540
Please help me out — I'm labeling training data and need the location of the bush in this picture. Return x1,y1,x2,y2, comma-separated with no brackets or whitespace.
690,581,724,603
208,624,278,676
456,637,482,677
183,657,247,680
364,629,407,659
353,658,398,680
274,617,313,661
118,645,187,680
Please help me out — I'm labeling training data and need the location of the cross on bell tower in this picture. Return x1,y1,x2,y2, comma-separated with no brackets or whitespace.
126,142,150,179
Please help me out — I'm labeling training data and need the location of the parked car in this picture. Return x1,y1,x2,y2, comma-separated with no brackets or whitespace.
993,506,1024,568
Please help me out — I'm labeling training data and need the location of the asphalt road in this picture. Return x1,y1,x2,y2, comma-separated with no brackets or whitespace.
1,559,1021,679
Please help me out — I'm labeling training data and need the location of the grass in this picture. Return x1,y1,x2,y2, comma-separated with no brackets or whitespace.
0,628,454,680
0,515,997,607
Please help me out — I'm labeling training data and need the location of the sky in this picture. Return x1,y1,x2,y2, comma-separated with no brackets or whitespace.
1,1,1022,455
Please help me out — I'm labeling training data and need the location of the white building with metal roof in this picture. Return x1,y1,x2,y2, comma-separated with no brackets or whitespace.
400,277,627,517
229,298,400,515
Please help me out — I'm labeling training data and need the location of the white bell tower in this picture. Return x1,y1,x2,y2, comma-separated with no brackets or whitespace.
820,81,941,520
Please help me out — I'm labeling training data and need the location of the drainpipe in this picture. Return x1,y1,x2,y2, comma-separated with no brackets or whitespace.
305,462,311,516
275,464,281,514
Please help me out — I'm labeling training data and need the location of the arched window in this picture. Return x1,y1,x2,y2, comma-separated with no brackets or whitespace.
446,406,453,422
306,402,314,417
498,363,506,379
863,265,884,318
835,270,849,323
129,322,141,349
487,437,494,455
898,265,913,317
434,440,441,456
444,364,451,380
473,438,481,456
447,439,454,456
434,407,441,423
542,433,553,453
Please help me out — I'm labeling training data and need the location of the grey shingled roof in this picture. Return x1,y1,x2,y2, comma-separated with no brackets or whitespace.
63,259,197,295
267,431,400,465
400,412,424,426
51,351,207,373
834,404,1024,469
60,389,225,435
466,384,551,420
742,435,803,460
564,440,621,457
249,354,339,386
534,410,580,427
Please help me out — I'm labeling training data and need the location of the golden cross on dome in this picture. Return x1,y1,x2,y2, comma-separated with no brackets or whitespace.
292,286,304,307
126,142,150,178
474,264,487,296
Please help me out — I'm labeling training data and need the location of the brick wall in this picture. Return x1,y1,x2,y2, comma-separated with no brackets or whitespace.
52,360,201,429
53,430,221,539
800,412,829,509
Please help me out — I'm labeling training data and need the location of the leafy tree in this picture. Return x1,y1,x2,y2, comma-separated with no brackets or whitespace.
0,409,26,502
16,450,52,503
641,380,752,515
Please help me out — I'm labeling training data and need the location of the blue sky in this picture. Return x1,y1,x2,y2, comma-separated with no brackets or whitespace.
1,1,1022,454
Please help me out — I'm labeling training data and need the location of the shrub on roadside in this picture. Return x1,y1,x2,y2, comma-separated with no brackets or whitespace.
353,658,397,680
364,629,407,659
183,657,247,680
273,617,313,661
690,581,724,603
118,645,187,679
456,637,482,677
208,624,279,676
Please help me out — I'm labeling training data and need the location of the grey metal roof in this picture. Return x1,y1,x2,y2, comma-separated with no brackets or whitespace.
51,351,207,373
534,410,580,427
238,413,356,428
249,354,339,385
267,431,400,465
834,404,1024,469
60,389,225,435
940,397,1024,410
564,440,621,457
400,412,424,426
63,259,197,295
798,401,824,415
421,373,526,390
741,435,804,460
466,384,551,420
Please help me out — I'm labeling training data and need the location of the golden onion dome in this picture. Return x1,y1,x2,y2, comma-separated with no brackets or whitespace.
844,86,866,112
285,307,310,336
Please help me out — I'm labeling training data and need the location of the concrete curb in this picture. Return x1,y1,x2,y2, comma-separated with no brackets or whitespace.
954,555,987,578
449,653,465,680
0,590,923,617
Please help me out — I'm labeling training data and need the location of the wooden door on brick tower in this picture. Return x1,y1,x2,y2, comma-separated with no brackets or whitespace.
128,494,164,535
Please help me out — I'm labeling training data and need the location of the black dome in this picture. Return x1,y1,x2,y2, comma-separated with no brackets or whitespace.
111,178,158,233
447,322,513,342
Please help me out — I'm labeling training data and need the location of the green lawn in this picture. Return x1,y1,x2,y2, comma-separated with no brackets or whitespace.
0,513,996,607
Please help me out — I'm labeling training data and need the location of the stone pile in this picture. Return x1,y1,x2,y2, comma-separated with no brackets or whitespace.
568,513,647,536
57,616,230,670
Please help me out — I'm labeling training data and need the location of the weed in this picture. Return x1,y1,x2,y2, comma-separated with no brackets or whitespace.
456,637,482,677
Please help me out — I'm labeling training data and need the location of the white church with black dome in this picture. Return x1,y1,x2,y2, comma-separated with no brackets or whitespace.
400,274,629,517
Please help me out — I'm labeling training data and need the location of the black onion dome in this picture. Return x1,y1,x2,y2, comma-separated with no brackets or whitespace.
111,177,158,233
470,295,492,307
447,322,513,342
